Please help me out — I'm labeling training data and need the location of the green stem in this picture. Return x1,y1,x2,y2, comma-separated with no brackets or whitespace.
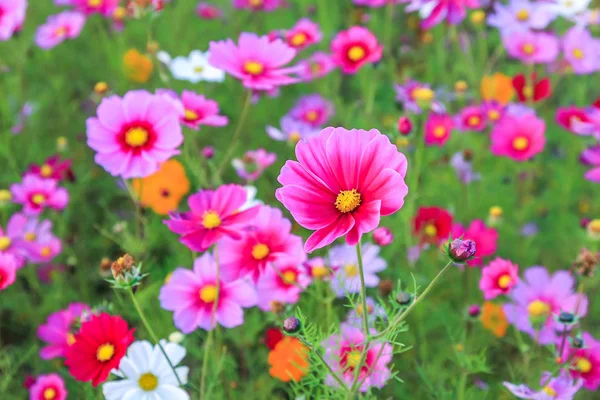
297,336,348,392
216,90,252,179
457,371,468,400
200,246,221,399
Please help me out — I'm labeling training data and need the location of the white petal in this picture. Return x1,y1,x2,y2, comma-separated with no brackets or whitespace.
155,385,190,400
103,380,139,400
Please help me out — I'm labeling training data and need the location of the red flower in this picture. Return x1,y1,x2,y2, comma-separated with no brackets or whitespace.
413,206,453,244
593,96,600,109
64,313,135,387
512,73,551,103
264,327,284,350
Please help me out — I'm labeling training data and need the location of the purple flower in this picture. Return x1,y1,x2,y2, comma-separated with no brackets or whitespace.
329,243,386,298
450,152,480,184
288,93,334,128
448,238,477,262
394,79,437,114
503,31,559,64
562,27,600,75
521,222,539,237
266,116,318,143
503,370,583,399
488,0,555,34
581,145,600,183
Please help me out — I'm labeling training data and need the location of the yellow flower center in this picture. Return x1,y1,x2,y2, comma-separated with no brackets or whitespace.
523,86,533,99
305,110,318,122
512,136,529,151
66,333,76,346
488,110,500,121
516,9,529,21
0,237,11,251
335,189,361,213
527,300,550,318
184,109,199,121
424,224,437,237
194,65,204,73
54,26,67,37
88,0,102,6
468,116,481,126
470,10,486,24
199,284,218,303
577,357,593,373
542,386,556,397
344,264,358,277
40,246,52,257
573,48,584,59
250,0,263,5
125,127,149,147
282,270,297,284
138,372,159,391
347,46,366,62
433,126,446,138
289,131,301,142
356,304,373,316
40,164,53,177
251,243,270,260
32,194,46,205
312,266,328,278
588,219,600,233
497,274,512,289
346,350,362,367
244,60,264,75
413,87,434,101
96,343,115,362
290,33,307,46
43,388,57,400
489,206,502,218
522,43,535,55
202,211,221,229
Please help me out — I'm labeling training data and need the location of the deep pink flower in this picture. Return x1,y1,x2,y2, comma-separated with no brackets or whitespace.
479,258,519,300
285,18,322,50
456,105,486,132
425,113,454,146
71,0,118,16
164,184,260,252
35,11,85,50
232,0,282,11
451,220,498,267
503,31,559,64
331,26,383,74
196,2,223,19
556,106,591,134
25,155,72,182
29,373,67,400
276,127,408,252
38,303,90,359
86,90,183,179
297,51,336,81
180,90,228,130
563,332,600,390
0,0,27,41
256,260,309,310
490,114,546,161
289,93,334,128
483,101,505,125
159,253,257,332
219,205,306,283
408,0,480,29
0,213,29,268
208,33,300,90
0,254,17,291
11,175,69,216
232,149,277,182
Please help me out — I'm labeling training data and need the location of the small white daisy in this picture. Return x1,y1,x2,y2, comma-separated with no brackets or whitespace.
103,340,189,400
159,50,225,83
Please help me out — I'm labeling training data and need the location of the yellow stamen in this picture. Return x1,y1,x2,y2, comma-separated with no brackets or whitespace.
251,243,270,260
40,164,53,177
344,264,358,277
516,9,529,21
290,33,307,47
0,237,11,251
305,110,318,122
468,115,481,126
88,0,102,6
249,0,263,6
138,372,159,391
32,194,46,205
199,284,218,303
488,110,500,121
512,136,529,151
289,131,301,142
43,388,57,400
433,126,446,138
573,48,584,59
96,343,115,362
335,189,361,213
522,43,535,55
346,350,362,367
497,274,512,289
527,300,550,318
184,109,199,121
347,46,366,62
312,266,328,278
202,211,221,229
125,127,149,147
282,271,297,284
542,386,557,397
577,358,593,374
244,61,264,75
66,333,76,346
40,246,52,257
424,224,437,237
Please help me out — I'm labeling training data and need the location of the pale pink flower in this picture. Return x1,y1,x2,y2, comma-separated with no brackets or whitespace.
0,0,27,41
256,260,309,310
490,114,546,161
296,51,336,81
285,18,322,50
35,11,86,50
180,90,228,130
479,257,519,300
10,175,69,216
232,0,283,11
232,149,277,182
331,26,383,74
288,93,334,128
503,31,560,64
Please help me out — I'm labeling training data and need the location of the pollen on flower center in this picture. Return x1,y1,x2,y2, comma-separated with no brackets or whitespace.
291,33,307,46
282,271,297,284
305,110,318,122
66,333,76,346
512,136,530,151
32,194,46,205
577,357,592,373
40,246,52,257
289,131,301,142
347,45,366,62
54,26,68,37
96,343,115,362
202,211,221,229
467,116,481,126
356,304,373,316
244,60,264,75
88,0,102,6
312,266,328,278
527,300,550,317
497,274,512,289
250,0,263,6
40,164,53,177
251,243,270,260
0,237,11,250
199,284,218,303
346,350,362,368
433,126,446,138
194,65,204,73
521,43,535,55
138,372,159,391
488,110,500,121
344,264,358,277
516,9,529,21
184,109,199,121
424,224,437,237
523,86,533,99
573,48,584,59
43,388,57,400
335,189,361,213
125,127,149,147
542,386,557,396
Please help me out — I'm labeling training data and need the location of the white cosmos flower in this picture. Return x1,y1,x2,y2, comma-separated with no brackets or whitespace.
103,340,189,400
161,50,225,83
541,0,591,18
240,185,263,211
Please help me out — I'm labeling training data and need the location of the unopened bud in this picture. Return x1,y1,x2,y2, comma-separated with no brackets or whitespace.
448,238,477,263
282,316,301,334
454,80,468,93
468,304,481,318
202,146,215,159
94,81,109,95
395,291,412,306
397,116,413,135
373,227,393,246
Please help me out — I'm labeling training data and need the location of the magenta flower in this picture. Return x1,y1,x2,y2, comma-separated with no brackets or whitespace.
563,332,600,390
425,113,454,146
451,220,498,267
196,2,223,19
503,267,587,345
490,114,546,161
29,374,68,400
289,93,334,128
556,106,593,135
276,127,408,252
159,253,257,332
285,18,322,50
71,0,118,16
208,33,300,90
219,205,306,283
25,155,72,182
504,370,583,399
180,90,228,130
322,323,392,392
372,227,393,246
0,254,17,291
483,101,505,125
562,27,600,75
256,260,309,310
37,303,90,359
11,175,69,216
86,90,183,179
580,145,600,183
479,258,519,300
331,26,383,74
297,51,336,81
232,0,282,11
35,11,86,50
266,116,318,143
408,0,480,29
329,243,386,297
0,213,29,268
232,149,277,182
0,0,26,41
456,105,486,132
9,213,62,264
164,184,260,252
504,31,559,64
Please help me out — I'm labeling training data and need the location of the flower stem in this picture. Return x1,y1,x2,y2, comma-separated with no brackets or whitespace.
127,288,184,387
200,246,221,400
216,89,252,179
297,336,348,391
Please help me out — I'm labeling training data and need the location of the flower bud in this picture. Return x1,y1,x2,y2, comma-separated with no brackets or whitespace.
94,81,109,95
570,336,584,349
467,304,481,318
447,238,476,262
397,116,413,136
395,291,412,306
168,331,185,344
111,254,135,280
373,227,394,246
413,87,435,109
282,317,301,334
470,10,486,25
202,146,215,159
573,248,598,278
557,311,576,325
454,80,468,93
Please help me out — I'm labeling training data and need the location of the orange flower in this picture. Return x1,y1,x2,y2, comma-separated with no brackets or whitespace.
268,336,309,382
132,160,190,215
480,302,508,338
123,49,153,83
480,73,514,105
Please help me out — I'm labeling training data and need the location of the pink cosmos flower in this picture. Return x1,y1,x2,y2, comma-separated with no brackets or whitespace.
266,116,318,143
159,253,257,332
331,26,383,74
29,374,67,400
179,90,228,130
0,254,17,291
219,205,306,283
563,332,600,390
451,220,498,267
297,52,336,81
0,0,27,41
285,18,322,50
425,113,454,146
503,266,587,345
196,2,223,19
164,184,260,252
456,105,486,132
354,0,406,7
38,303,90,359
580,145,600,183
208,33,300,90
490,114,546,161
232,0,282,11
35,11,86,50
71,0,118,16
276,127,408,252
25,155,72,182
322,323,392,392
503,31,559,64
288,93,334,128
372,227,393,246
304,257,336,281
556,106,592,135
86,90,183,179
408,0,480,29
6,213,58,263
232,149,277,182
0,213,29,268
562,27,600,75
483,101,505,125
504,370,583,399
10,175,69,216
256,260,309,310
479,258,519,300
